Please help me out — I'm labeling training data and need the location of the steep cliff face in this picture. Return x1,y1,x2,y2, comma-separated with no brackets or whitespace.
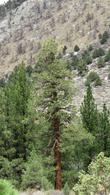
0,0,110,77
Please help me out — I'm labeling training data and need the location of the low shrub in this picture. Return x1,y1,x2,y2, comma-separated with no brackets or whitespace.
74,45,80,52
104,49,110,62
82,51,92,65
93,48,105,59
97,57,105,68
77,59,88,76
94,77,102,86
70,55,79,70
70,57,88,76
86,71,102,87
85,55,92,65
100,31,109,44
88,44,93,51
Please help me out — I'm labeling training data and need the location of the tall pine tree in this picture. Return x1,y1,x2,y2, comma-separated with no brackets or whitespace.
80,84,98,133
97,104,110,155
80,84,98,168
35,39,73,190
0,64,32,186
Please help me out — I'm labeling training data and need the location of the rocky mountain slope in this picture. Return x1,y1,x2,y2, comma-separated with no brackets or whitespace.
0,0,110,76
0,0,110,108
73,58,110,110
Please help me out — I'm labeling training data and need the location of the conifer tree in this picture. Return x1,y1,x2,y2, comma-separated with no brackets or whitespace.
0,64,32,185
0,87,14,181
35,39,73,190
80,84,98,168
80,84,98,133
21,150,52,190
5,64,30,160
61,119,94,187
97,104,110,154
0,88,6,157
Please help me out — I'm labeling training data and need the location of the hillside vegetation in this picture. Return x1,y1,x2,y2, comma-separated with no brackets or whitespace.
0,0,110,195
0,40,110,195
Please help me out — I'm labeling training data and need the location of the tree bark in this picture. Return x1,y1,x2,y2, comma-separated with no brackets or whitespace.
53,115,62,190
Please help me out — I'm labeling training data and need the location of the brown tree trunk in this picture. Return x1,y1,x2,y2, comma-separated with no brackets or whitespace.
53,116,62,190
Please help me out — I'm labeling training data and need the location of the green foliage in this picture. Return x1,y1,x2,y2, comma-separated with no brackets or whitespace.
26,65,33,76
88,45,93,51
36,38,73,122
62,118,94,186
0,78,5,87
70,55,79,70
77,58,88,76
1,38,110,191
35,39,74,187
70,56,88,76
86,71,102,87
97,57,105,68
93,48,105,59
73,152,110,195
0,63,34,187
70,52,89,75
96,104,110,154
94,77,102,86
100,31,109,45
82,51,92,65
85,54,92,65
80,85,110,171
80,84,98,133
21,150,52,190
74,45,80,52
63,182,70,195
0,40,75,188
0,179,18,195
104,49,110,62
80,85,98,168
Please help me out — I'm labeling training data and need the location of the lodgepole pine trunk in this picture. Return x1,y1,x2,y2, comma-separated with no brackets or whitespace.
53,115,62,190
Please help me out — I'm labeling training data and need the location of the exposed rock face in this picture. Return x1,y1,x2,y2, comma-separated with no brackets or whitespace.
0,0,110,77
